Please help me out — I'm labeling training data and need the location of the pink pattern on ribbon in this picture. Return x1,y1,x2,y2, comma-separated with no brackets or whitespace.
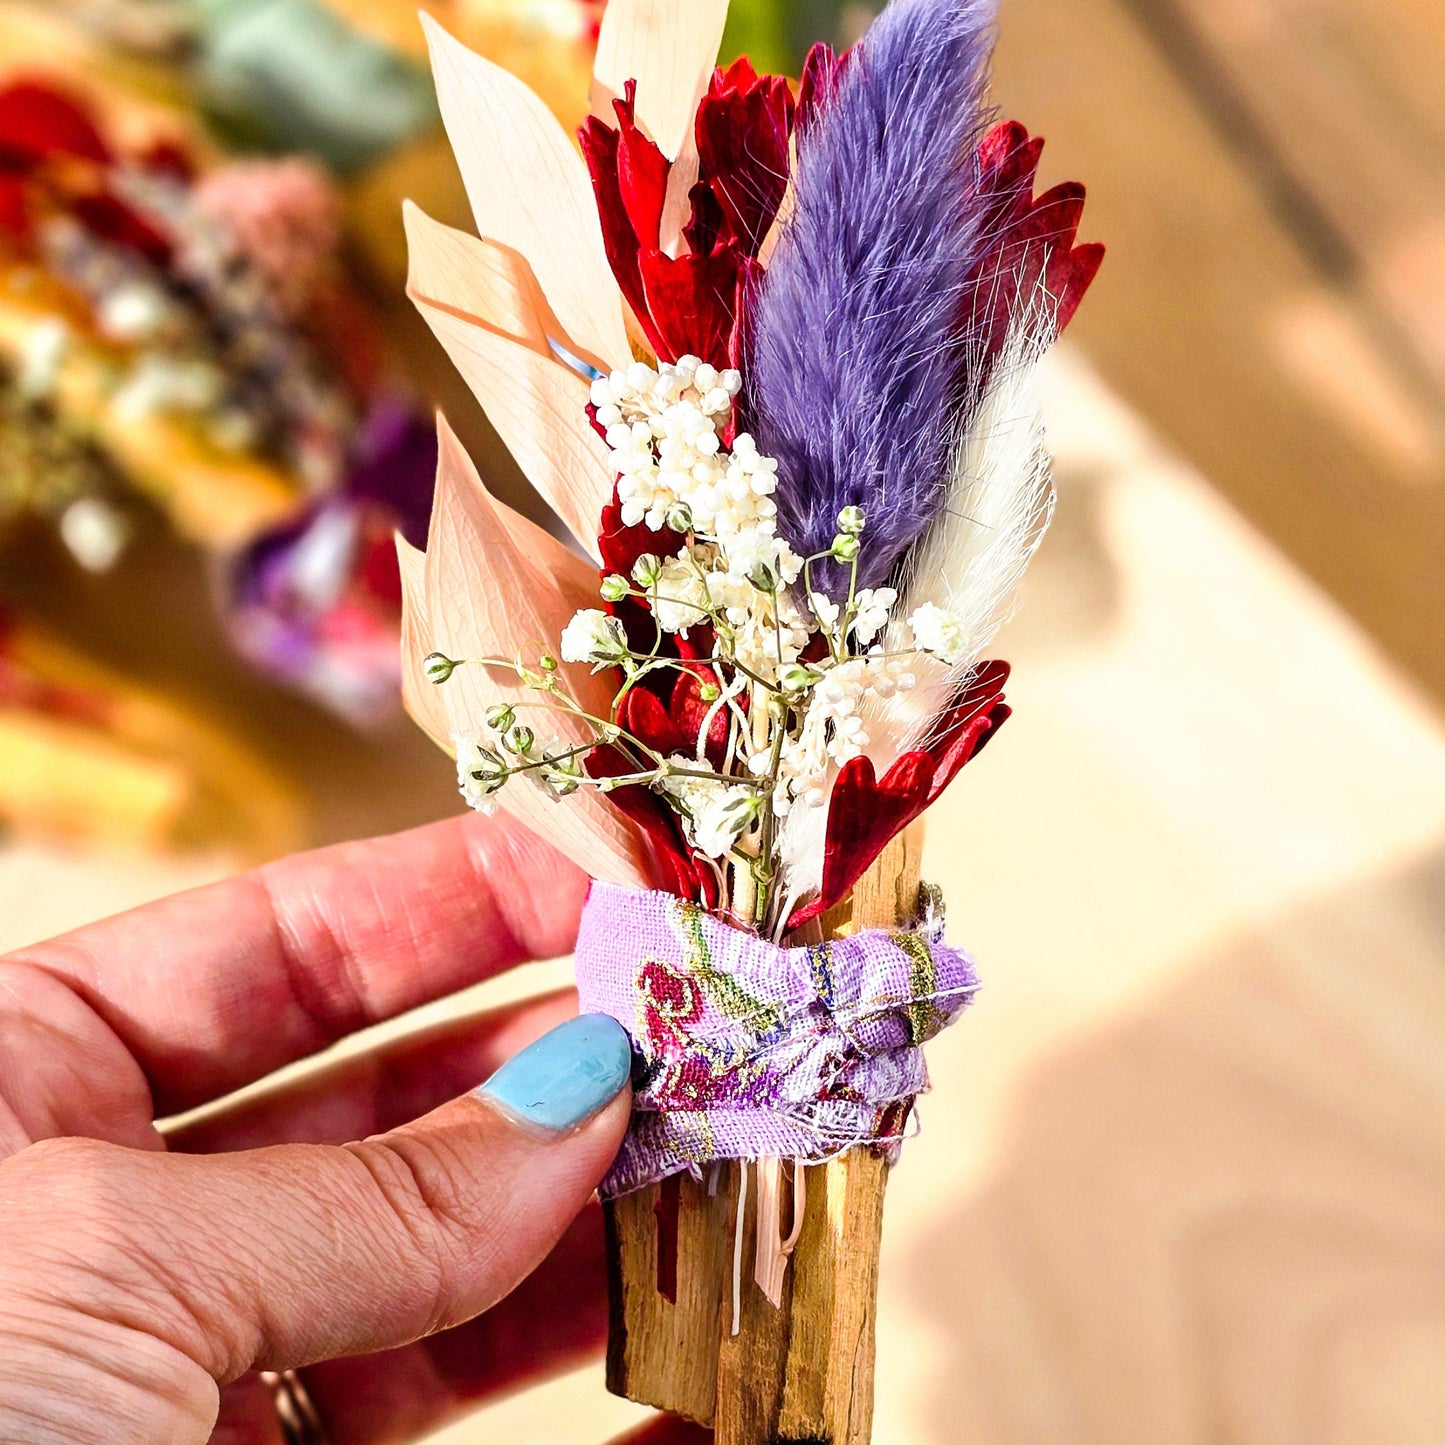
575,882,979,1197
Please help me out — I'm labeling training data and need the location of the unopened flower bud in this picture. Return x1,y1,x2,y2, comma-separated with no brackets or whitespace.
698,682,720,702
748,558,779,592
838,505,867,536
502,723,535,756
541,744,584,798
830,533,861,562
600,573,630,602
665,502,694,533
778,663,822,693
423,652,458,684
484,703,515,732
632,553,662,587
539,653,559,672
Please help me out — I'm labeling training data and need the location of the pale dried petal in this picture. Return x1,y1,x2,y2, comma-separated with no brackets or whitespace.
405,203,614,554
404,201,611,373
405,202,551,354
591,0,728,161
659,137,700,257
422,13,629,367
414,303,613,560
424,417,652,888
395,532,452,755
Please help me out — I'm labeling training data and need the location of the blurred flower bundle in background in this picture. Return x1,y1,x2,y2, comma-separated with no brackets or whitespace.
0,0,439,849
0,67,438,724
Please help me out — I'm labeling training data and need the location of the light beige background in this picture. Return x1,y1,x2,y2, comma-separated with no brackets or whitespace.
4,352,1444,1442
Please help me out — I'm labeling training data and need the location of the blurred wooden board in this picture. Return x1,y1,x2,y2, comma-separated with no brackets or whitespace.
1161,0,1445,393
0,514,460,866
991,0,1445,706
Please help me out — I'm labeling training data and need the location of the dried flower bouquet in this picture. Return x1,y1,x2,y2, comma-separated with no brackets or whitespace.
399,0,1099,1436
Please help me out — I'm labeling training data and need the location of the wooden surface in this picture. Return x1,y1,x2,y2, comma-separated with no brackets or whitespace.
605,1173,733,1422
714,1151,890,1445
991,0,1445,707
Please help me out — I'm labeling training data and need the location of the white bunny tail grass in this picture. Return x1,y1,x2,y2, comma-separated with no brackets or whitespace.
865,321,1055,770
774,298,1060,916
775,795,833,936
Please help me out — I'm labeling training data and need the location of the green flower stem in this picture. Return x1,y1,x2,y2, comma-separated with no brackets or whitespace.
842,551,860,641
750,697,790,928
485,743,595,781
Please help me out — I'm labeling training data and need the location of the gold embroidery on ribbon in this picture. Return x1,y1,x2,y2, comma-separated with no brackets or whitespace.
890,930,948,1044
672,898,782,1037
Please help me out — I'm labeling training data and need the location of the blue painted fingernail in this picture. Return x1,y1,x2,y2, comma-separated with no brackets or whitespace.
478,1014,632,1131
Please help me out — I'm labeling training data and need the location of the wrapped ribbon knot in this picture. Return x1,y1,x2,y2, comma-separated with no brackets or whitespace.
575,881,980,1198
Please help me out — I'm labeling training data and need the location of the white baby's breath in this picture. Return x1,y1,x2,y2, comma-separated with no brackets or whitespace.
597,356,779,541
454,730,504,815
850,587,897,646
433,350,1011,935
659,758,756,860
650,554,713,634
907,601,969,665
559,609,628,664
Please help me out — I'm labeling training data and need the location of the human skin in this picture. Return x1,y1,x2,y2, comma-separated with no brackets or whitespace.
0,811,710,1444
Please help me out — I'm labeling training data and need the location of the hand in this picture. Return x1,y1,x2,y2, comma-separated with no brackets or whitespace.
0,812,710,1444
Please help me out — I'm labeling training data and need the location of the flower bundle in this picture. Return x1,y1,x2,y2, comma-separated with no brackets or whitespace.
0,81,364,531
0,76,437,720
406,0,1099,935
402,0,1099,1430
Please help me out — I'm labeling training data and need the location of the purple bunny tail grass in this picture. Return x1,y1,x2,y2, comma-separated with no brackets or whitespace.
747,0,998,592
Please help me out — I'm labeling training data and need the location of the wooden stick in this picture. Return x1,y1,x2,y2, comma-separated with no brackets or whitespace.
603,827,924,1442
604,1170,733,1420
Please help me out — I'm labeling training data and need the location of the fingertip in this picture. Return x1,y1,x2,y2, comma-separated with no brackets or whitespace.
478,1013,633,1134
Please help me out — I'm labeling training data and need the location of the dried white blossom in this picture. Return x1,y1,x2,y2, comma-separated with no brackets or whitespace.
17,318,70,401
691,787,760,859
659,758,757,859
454,730,506,815
596,356,778,540
650,554,713,633
559,609,629,665
907,601,969,665
850,587,897,646
810,592,840,630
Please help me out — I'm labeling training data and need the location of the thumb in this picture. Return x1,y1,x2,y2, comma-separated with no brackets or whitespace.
0,1015,632,1438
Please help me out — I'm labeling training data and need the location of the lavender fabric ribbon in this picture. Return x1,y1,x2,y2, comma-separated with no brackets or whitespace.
575,882,980,1198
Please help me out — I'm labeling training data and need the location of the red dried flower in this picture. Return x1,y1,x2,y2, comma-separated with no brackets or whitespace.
579,60,798,371
965,120,1105,371
788,661,1013,929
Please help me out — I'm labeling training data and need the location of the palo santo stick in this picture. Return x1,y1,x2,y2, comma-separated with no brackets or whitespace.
604,826,924,1443
604,1170,734,1420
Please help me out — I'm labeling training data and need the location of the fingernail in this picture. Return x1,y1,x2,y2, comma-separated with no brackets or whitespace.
478,1014,632,1131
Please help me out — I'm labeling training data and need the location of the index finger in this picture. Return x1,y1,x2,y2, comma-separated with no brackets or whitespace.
6,812,588,1114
